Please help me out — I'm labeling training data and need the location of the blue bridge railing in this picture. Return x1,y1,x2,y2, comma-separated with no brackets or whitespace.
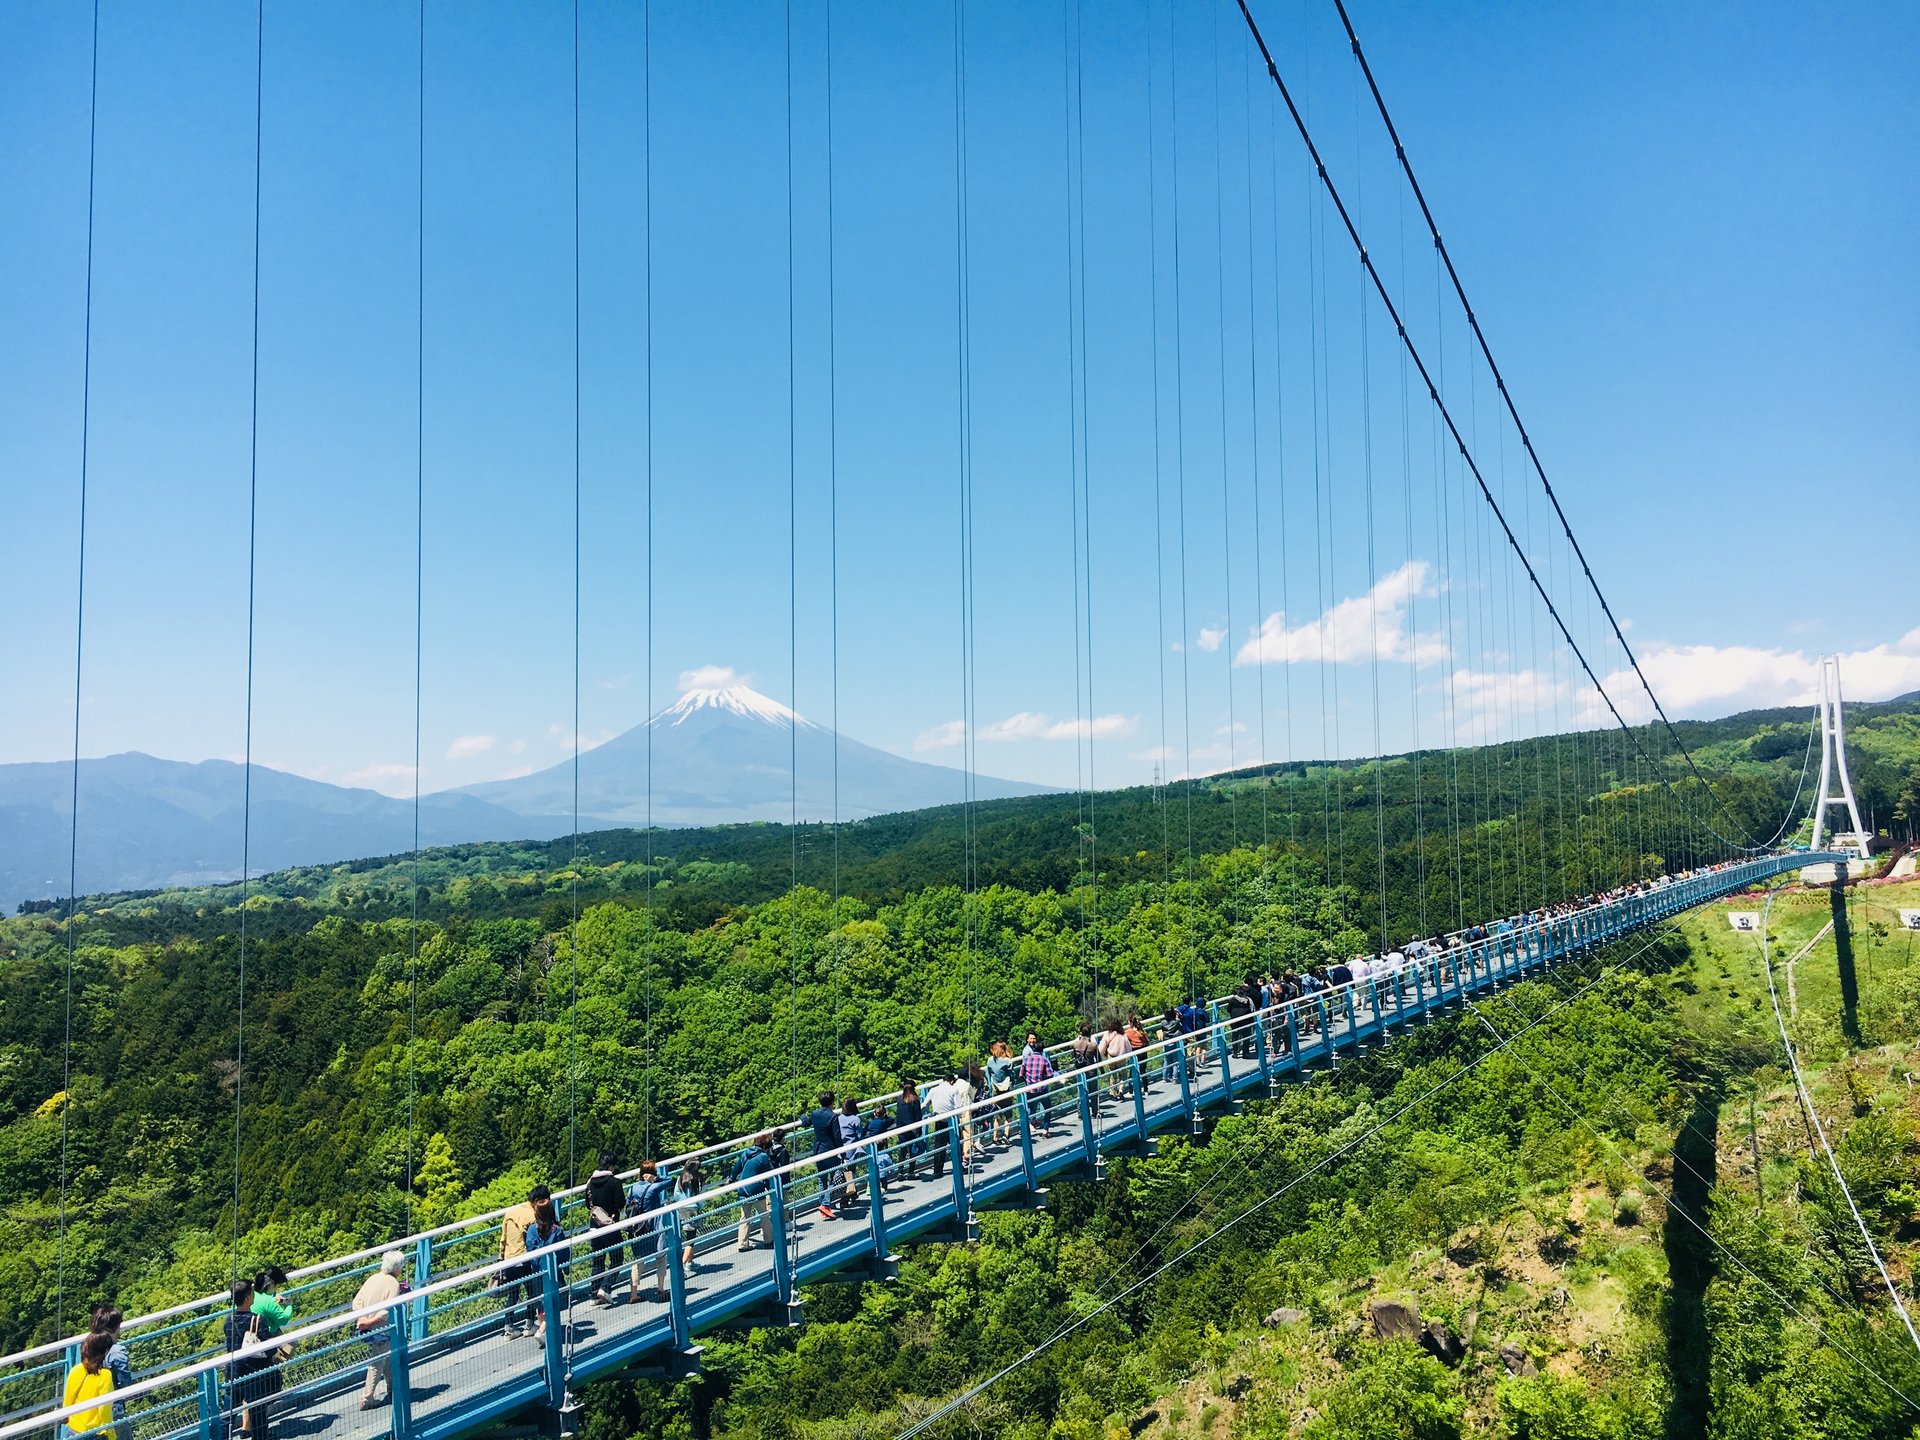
0,853,1830,1440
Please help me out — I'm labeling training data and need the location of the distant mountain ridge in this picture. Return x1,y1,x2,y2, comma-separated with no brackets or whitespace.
0,684,1051,911
452,682,1051,827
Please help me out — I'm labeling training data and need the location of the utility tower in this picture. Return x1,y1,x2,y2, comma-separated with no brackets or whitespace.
1809,654,1868,854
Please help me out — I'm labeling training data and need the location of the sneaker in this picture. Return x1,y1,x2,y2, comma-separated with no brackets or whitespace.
817,1204,837,1220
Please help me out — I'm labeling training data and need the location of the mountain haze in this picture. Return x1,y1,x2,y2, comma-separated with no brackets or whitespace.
0,684,1051,911
453,682,1052,827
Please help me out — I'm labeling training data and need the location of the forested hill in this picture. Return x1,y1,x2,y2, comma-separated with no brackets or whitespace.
5,687,1920,1435
29,690,1920,948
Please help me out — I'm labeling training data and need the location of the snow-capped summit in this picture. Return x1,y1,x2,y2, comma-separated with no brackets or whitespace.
450,663,1054,826
656,681,813,730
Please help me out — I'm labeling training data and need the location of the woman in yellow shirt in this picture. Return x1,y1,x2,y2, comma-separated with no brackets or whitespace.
62,1333,117,1438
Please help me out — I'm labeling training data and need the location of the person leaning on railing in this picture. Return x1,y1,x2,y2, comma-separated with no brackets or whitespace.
730,1134,777,1252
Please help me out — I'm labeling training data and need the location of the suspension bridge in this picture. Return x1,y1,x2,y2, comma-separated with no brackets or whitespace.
5,0,1899,1437
0,853,1842,1440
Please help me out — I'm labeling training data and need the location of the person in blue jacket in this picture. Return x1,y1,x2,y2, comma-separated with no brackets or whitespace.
521,1195,567,1342
801,1092,844,1221
624,1160,676,1303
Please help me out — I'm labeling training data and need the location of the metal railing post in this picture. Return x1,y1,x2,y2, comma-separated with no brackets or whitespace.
769,1175,793,1304
410,1235,432,1342
1017,1091,1040,1191
664,1209,691,1349
195,1367,219,1440
1076,1075,1098,1168
389,1306,415,1440
539,1250,565,1408
865,1149,890,1260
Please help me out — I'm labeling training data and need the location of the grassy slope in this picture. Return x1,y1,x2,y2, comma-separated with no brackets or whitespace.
1103,877,1920,1439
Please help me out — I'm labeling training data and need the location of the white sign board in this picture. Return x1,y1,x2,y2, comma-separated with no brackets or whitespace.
1728,912,1760,932
1900,910,1920,932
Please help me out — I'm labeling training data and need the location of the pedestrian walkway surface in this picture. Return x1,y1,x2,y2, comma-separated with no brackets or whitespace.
0,853,1830,1440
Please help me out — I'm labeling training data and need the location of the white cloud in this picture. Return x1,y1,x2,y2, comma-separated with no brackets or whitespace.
1451,667,1568,724
343,762,418,795
1215,721,1248,736
446,734,495,760
1196,626,1226,653
914,711,1138,750
511,738,528,755
914,719,970,752
1573,626,1920,726
1236,559,1448,669
546,723,617,753
678,664,744,693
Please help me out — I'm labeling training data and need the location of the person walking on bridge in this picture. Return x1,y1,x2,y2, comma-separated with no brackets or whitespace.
925,1068,968,1176
802,1092,843,1220
1018,1036,1058,1136
498,1184,549,1338
732,1133,777,1251
520,1196,567,1343
625,1160,675,1304
586,1153,627,1307
349,1253,408,1413
895,1080,926,1181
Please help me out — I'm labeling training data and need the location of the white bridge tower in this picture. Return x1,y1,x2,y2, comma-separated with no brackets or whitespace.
1809,654,1868,854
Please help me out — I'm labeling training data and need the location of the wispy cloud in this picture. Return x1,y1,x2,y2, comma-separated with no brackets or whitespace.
913,719,970,752
1236,559,1447,668
446,734,495,760
546,723,617,752
1196,626,1226,653
914,711,1138,751
679,664,745,693
1573,627,1920,726
344,762,418,795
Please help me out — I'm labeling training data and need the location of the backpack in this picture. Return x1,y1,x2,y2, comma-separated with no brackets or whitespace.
626,1178,673,1231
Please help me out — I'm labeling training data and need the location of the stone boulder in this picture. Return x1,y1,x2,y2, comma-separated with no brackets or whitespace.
1262,1307,1308,1329
1370,1298,1421,1341
1498,1342,1538,1378
1418,1319,1465,1367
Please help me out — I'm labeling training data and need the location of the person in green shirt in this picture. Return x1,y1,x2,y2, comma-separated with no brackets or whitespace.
247,1266,294,1429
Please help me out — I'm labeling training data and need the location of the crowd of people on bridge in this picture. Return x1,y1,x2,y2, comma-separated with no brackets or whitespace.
52,861,1746,1438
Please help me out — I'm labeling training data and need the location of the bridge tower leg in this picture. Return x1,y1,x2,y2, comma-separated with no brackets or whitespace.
1810,654,1868,855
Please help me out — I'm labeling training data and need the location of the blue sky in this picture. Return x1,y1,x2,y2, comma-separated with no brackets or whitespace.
3,0,1916,799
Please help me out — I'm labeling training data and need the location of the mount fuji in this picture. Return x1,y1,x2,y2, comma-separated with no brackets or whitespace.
453,681,1054,827
0,683,1051,910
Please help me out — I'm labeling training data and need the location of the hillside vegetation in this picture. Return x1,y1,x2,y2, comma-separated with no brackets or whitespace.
5,696,1920,1436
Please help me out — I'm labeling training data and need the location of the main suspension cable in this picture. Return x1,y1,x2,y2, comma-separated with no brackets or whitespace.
1329,0,1765,852
55,0,102,1337
1230,0,1765,862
